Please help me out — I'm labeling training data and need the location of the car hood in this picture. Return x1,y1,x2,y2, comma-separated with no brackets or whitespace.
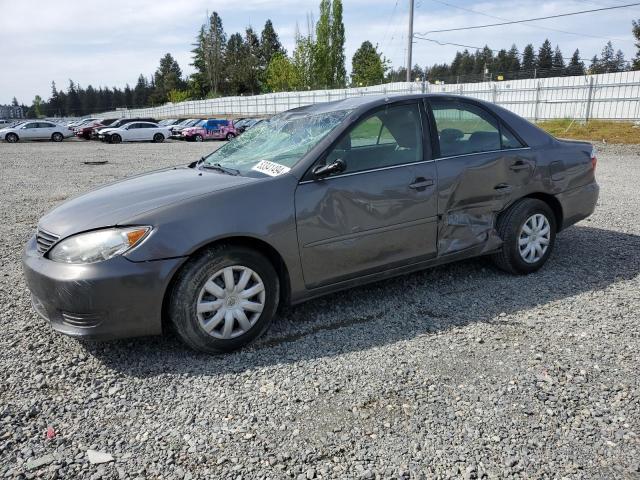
39,167,256,239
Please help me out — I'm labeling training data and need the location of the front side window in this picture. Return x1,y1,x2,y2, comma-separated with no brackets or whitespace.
202,109,351,176
430,100,503,157
324,103,423,175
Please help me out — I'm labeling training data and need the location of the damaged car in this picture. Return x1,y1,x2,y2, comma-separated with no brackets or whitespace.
23,94,599,353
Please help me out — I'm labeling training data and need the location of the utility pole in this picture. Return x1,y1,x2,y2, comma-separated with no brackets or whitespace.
406,0,414,82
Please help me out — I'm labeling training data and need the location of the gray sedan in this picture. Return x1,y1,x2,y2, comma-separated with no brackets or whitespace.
23,94,599,352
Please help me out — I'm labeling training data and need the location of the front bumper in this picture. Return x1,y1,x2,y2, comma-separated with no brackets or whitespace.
22,235,185,340
556,181,599,230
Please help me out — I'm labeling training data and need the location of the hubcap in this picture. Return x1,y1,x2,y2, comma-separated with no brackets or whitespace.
196,266,265,339
518,213,551,263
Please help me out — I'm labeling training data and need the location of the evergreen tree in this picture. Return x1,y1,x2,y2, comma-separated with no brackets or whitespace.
537,39,554,76
133,74,149,107
124,84,133,107
521,44,536,73
83,85,98,114
151,53,183,103
552,46,565,75
49,81,63,117
495,49,509,76
589,55,601,74
260,19,285,70
567,49,585,76
244,27,262,94
614,49,627,72
351,41,385,86
190,26,209,97
330,0,346,87
633,19,640,69
66,80,81,116
600,41,615,72
225,33,249,94
506,45,521,76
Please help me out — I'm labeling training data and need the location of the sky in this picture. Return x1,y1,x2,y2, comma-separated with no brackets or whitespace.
0,0,638,104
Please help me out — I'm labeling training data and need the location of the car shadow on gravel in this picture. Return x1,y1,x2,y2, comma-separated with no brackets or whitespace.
83,225,640,378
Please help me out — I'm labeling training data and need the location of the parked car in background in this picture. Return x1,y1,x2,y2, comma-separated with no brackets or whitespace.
0,119,13,128
22,94,599,353
75,118,119,140
169,119,200,138
234,118,263,134
181,119,238,142
99,121,172,143
1,121,74,143
67,118,100,130
158,119,180,127
94,118,157,140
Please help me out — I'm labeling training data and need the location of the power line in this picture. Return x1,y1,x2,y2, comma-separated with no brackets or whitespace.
424,0,620,40
415,2,640,35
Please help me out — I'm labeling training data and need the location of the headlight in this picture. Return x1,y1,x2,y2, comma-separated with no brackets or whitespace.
48,227,151,264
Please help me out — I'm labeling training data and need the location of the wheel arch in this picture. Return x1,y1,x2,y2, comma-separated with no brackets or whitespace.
501,192,563,232
5,132,19,142
161,235,292,332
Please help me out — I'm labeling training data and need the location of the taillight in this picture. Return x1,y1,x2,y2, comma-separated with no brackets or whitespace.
590,146,597,172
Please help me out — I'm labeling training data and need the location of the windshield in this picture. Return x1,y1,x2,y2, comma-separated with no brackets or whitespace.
202,109,351,176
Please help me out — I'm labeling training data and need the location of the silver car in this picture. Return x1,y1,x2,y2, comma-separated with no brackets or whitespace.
1,120,73,142
23,94,599,353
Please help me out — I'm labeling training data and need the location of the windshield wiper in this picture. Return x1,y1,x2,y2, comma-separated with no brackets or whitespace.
200,162,240,176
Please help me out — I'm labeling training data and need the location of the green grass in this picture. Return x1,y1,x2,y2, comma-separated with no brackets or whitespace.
537,119,640,144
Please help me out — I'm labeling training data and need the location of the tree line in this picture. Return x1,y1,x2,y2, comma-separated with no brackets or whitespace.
14,8,640,117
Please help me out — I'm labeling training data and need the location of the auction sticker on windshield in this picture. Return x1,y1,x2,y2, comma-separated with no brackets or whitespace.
252,160,291,177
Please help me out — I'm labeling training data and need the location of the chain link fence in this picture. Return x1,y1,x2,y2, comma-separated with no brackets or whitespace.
97,70,640,122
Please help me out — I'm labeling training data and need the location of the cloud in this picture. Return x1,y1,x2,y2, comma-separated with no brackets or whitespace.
0,0,636,104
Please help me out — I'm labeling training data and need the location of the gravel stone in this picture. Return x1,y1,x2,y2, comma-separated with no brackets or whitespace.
0,140,639,478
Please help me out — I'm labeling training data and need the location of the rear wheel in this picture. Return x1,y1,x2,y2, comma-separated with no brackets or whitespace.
169,245,279,353
491,198,556,274
109,134,122,144
153,133,165,143
51,132,64,142
5,133,18,143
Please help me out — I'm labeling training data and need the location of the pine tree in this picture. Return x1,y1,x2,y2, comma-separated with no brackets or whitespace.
633,19,640,69
49,81,62,117
124,84,133,107
567,49,585,76
83,85,98,114
260,19,285,70
552,46,565,75
133,74,149,107
521,44,536,74
614,49,627,72
151,53,183,103
589,55,601,74
245,27,262,94
225,33,249,94
351,41,385,86
506,45,521,76
537,40,554,76
190,26,209,97
600,41,615,72
66,80,81,116
330,0,346,87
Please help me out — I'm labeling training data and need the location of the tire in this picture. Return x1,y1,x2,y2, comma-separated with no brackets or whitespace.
491,198,556,274
225,132,235,141
194,134,203,142
169,245,279,353
109,134,122,144
5,133,19,143
51,132,64,142
153,133,165,143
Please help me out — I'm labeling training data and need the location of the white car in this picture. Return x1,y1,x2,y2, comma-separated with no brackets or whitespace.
0,121,74,143
100,122,172,143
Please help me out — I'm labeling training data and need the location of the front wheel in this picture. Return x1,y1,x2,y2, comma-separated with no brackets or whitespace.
51,132,64,142
225,132,235,141
5,133,18,143
109,134,122,144
194,134,203,142
491,198,556,274
169,245,279,353
153,133,165,143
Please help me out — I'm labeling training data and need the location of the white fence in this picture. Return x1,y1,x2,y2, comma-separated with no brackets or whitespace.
98,70,640,122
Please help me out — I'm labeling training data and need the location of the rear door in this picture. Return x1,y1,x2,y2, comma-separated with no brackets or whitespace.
295,101,438,288
426,98,534,255
38,122,56,138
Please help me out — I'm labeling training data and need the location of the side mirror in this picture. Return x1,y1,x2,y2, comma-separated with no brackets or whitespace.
312,159,346,178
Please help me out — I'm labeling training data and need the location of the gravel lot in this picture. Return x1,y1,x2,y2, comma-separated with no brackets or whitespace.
0,139,639,479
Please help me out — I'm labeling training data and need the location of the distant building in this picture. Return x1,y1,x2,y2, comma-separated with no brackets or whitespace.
0,104,25,119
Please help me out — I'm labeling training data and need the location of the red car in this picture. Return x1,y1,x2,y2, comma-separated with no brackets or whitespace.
75,119,118,140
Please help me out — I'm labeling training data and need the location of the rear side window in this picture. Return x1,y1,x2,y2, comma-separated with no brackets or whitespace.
429,100,525,157
325,103,423,174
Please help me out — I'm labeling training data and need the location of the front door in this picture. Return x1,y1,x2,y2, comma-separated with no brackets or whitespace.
427,98,535,255
295,101,438,289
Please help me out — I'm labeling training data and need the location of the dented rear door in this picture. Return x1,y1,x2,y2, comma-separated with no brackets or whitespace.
426,98,535,255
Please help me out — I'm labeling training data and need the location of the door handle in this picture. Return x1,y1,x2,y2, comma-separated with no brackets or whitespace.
494,183,513,194
510,160,530,171
409,177,434,190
